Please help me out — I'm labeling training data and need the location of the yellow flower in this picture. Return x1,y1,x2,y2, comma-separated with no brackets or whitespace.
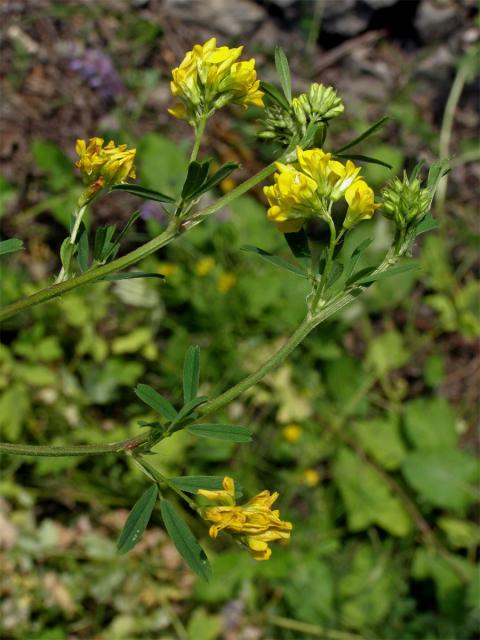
168,38,264,125
199,477,292,561
195,256,216,276
75,138,136,199
302,468,320,487
263,162,319,233
263,147,375,233
217,271,237,294
157,262,178,277
282,423,302,443
343,180,379,228
297,147,361,200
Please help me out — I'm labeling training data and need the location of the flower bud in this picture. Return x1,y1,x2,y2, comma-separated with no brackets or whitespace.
381,173,431,228
259,83,343,147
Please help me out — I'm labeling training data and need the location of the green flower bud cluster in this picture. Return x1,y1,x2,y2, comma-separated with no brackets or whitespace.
381,172,431,229
291,83,344,128
259,83,344,147
258,104,299,145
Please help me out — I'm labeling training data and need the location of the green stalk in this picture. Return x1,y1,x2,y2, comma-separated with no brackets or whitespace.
436,59,470,216
133,455,199,512
189,113,208,163
0,434,149,458
0,164,277,323
55,203,88,283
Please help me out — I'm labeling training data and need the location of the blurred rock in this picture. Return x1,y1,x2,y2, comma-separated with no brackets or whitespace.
415,0,461,42
416,44,455,84
363,0,398,6
322,0,372,36
163,0,266,37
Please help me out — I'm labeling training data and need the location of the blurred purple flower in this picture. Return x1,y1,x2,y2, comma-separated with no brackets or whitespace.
139,201,169,224
69,50,124,99
215,207,232,223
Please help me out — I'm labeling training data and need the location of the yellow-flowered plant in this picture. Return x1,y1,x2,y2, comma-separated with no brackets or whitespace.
0,39,447,581
198,477,292,561
169,37,264,127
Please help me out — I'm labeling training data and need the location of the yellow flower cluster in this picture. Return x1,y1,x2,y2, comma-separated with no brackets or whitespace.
169,38,264,125
263,147,378,232
198,477,292,561
75,138,136,197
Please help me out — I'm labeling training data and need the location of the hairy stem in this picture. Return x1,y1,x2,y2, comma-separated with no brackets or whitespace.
0,434,150,458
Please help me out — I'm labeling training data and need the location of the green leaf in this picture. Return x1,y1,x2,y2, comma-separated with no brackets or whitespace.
274,46,292,103
343,238,372,281
415,213,439,236
111,183,175,203
366,330,410,376
160,499,211,581
402,449,478,511
326,262,343,288
181,160,212,199
100,272,165,282
135,383,177,421
333,153,393,169
77,226,89,272
187,423,252,443
108,210,141,254
437,517,480,550
0,238,24,257
260,80,290,110
241,245,307,277
334,117,389,154
187,607,221,640
170,396,209,431
93,224,117,262
183,346,201,403
59,237,75,270
137,133,189,198
403,397,457,450
284,228,311,262
189,162,239,200
334,447,412,536
354,416,406,471
170,476,243,498
354,262,419,284
427,158,450,203
338,545,397,629
117,484,158,554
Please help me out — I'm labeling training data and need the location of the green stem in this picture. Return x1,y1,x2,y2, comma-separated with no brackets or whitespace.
198,314,318,416
55,203,88,283
266,615,364,640
189,114,208,163
188,161,277,227
134,455,199,512
0,434,150,458
0,164,278,323
436,59,469,216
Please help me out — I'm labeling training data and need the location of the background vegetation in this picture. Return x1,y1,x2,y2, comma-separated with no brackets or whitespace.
0,1,478,638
